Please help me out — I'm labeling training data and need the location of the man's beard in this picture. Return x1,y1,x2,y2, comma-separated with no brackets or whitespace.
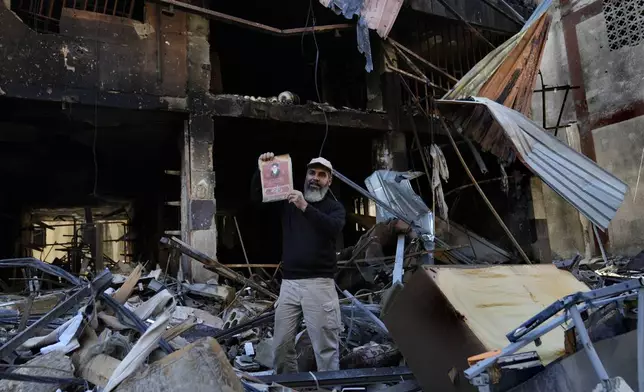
304,180,329,203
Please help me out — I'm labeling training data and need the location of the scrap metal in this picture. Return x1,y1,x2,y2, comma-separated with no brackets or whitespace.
0,269,112,361
465,278,644,380
160,236,278,299
436,97,628,230
400,74,531,264
443,0,552,116
0,372,86,386
255,366,414,388
434,0,495,49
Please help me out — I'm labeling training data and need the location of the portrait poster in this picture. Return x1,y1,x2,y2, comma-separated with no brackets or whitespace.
259,154,294,202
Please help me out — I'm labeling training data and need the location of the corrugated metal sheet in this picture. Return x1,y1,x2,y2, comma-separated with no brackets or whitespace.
436,97,628,230
443,0,552,117
319,0,403,37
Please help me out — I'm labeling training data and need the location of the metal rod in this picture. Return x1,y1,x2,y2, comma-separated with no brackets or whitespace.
146,0,352,37
387,38,459,83
441,118,531,264
233,216,253,276
224,263,281,269
498,0,526,23
465,292,637,379
539,71,546,129
342,289,388,334
160,237,277,299
553,87,570,137
444,177,504,196
255,367,415,388
533,85,580,93
393,234,405,285
569,305,610,381
399,77,434,194
476,0,523,27
638,288,644,392
593,225,608,265
435,0,495,50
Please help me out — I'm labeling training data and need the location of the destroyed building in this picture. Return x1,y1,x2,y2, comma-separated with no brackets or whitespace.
0,0,547,277
5,0,644,391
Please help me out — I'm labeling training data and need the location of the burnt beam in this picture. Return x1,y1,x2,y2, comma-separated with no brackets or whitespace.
207,94,393,131
0,82,187,112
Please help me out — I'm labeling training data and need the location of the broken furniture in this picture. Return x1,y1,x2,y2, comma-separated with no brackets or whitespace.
464,278,644,392
383,264,591,391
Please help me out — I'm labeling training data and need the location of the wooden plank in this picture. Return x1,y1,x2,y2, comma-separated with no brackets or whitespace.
160,237,278,299
112,264,143,304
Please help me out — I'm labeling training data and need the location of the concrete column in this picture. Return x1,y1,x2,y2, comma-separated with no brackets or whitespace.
181,115,218,283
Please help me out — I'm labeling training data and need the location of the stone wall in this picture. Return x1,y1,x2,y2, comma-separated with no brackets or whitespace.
533,0,644,256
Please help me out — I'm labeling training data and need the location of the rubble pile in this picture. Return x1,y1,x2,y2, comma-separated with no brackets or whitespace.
1,158,644,392
2,161,644,392
0,244,411,392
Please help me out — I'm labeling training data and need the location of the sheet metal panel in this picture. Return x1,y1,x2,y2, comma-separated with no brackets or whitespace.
436,97,628,230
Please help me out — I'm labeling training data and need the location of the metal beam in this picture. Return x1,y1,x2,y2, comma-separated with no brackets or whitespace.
256,367,415,388
434,0,496,49
387,38,459,83
147,0,352,36
0,270,112,361
476,0,524,26
213,311,275,341
160,236,278,299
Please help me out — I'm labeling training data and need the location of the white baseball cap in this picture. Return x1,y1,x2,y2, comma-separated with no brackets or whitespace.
307,157,333,173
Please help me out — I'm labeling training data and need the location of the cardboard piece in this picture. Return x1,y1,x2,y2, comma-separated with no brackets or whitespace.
259,154,293,202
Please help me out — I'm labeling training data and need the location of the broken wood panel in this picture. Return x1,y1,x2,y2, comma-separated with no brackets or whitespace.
112,264,143,304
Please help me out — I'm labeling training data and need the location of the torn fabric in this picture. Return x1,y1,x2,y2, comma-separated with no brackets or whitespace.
429,144,449,220
321,0,403,72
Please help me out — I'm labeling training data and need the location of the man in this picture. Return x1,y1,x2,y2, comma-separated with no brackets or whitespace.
251,152,346,374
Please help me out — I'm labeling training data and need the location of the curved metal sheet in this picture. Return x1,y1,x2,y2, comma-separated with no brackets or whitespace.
436,97,628,230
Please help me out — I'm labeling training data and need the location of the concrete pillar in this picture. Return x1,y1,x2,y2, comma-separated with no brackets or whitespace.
181,115,218,283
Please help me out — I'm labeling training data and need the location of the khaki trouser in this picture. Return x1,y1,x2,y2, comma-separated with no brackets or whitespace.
273,278,342,373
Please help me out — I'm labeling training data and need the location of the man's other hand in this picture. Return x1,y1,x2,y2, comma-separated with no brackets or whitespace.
259,152,275,162
288,191,308,211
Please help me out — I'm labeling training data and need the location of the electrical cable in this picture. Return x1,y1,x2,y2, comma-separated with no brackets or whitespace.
303,0,330,157
93,9,100,197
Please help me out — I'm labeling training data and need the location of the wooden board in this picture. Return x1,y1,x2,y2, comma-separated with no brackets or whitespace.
428,264,589,365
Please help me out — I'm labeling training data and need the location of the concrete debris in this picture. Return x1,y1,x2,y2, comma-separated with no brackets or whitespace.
115,338,244,392
172,306,224,329
254,337,274,368
2,219,642,392
340,341,401,369
182,282,235,304
0,351,74,392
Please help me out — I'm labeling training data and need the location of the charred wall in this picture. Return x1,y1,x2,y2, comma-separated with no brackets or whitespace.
0,1,209,108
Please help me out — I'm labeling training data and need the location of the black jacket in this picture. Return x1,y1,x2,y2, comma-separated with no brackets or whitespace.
251,171,346,279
